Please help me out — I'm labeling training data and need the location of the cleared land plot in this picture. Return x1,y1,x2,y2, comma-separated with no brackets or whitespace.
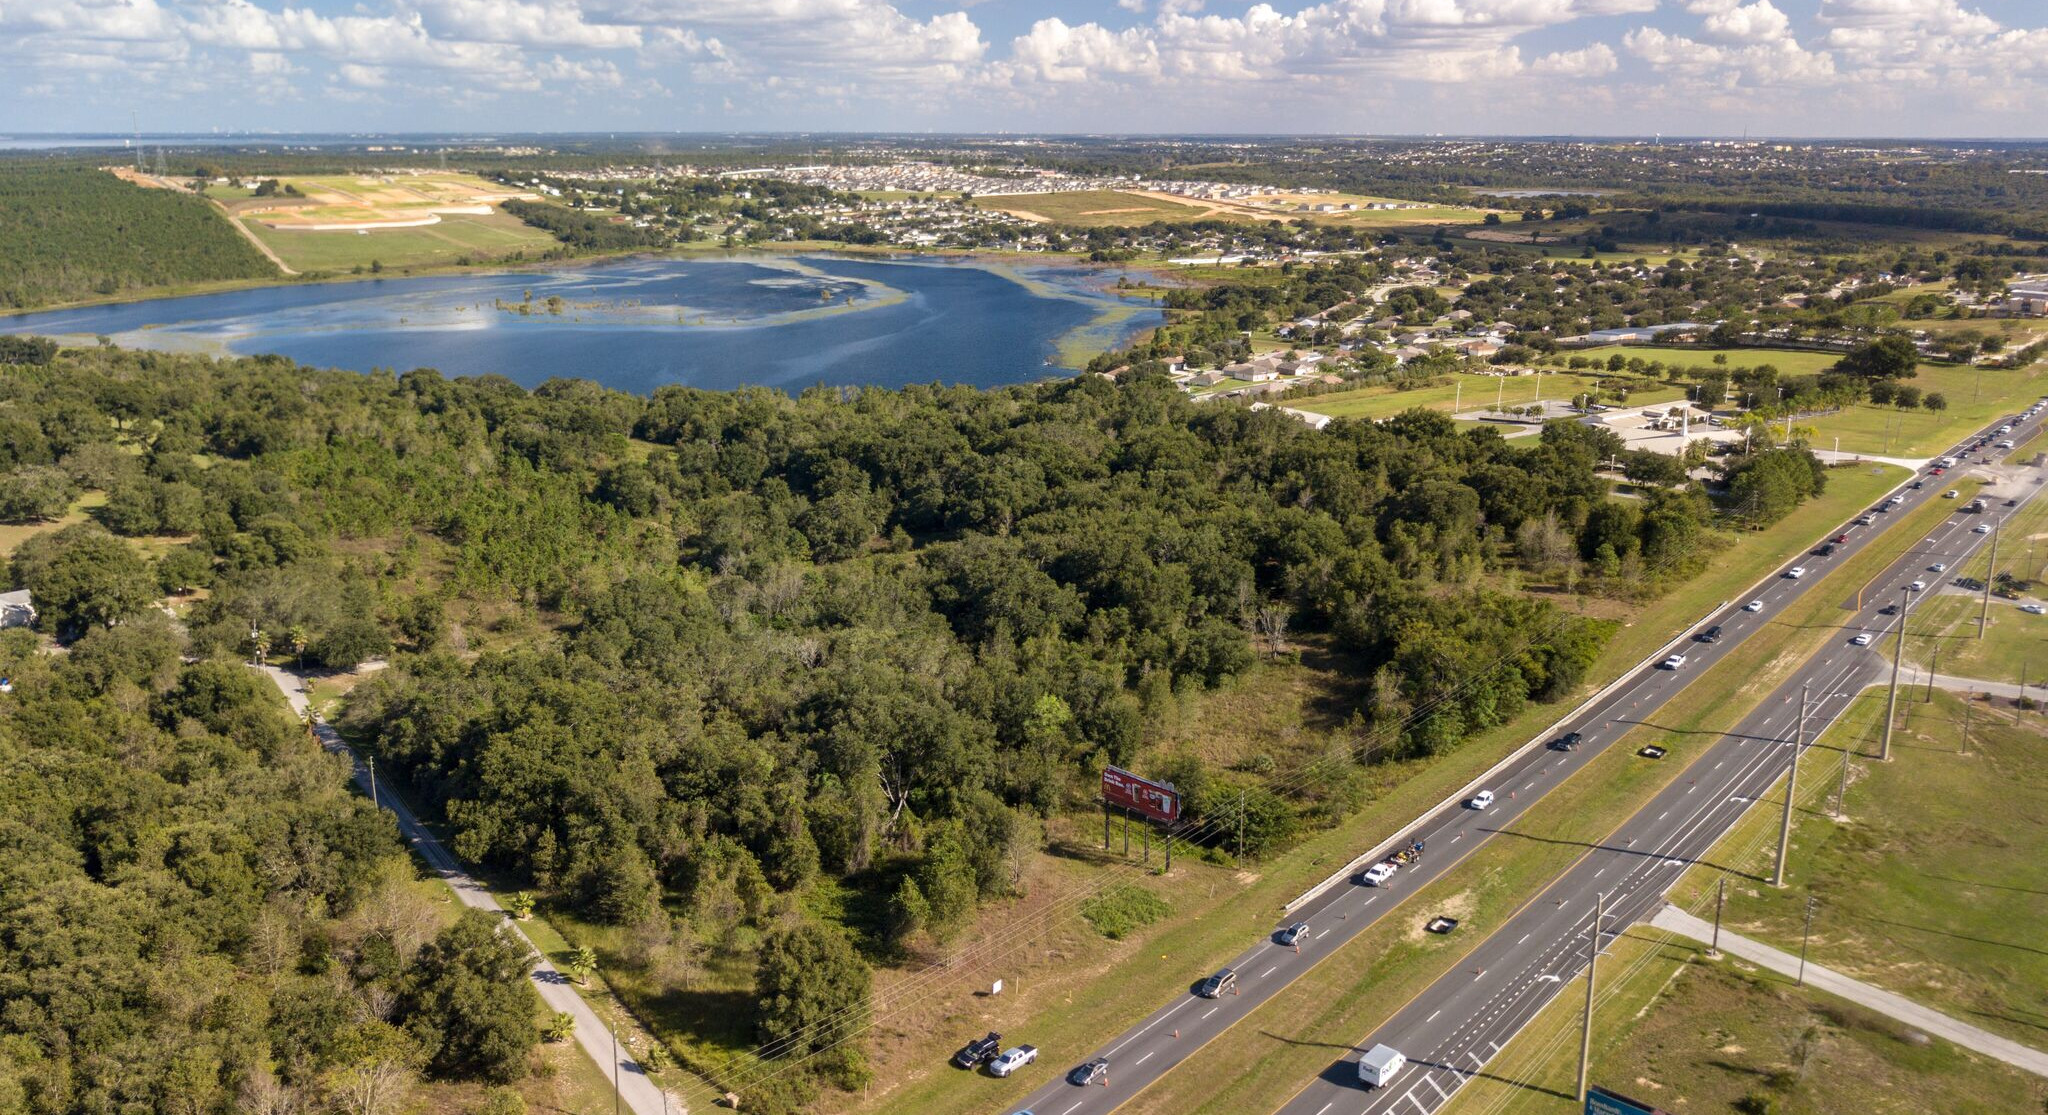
228,171,535,228
239,211,558,273
1296,372,1684,422
1571,344,1851,379
973,190,1223,225
1806,362,2048,458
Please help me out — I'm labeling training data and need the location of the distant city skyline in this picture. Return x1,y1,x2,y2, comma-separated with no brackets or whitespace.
4,0,2044,138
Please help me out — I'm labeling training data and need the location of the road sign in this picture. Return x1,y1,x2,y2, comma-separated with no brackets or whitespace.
1102,766,1181,824
1587,1086,1668,1115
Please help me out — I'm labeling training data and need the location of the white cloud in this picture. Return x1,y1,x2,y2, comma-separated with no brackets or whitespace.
1009,18,1160,82
411,0,642,49
1700,0,1789,44
1530,41,1617,75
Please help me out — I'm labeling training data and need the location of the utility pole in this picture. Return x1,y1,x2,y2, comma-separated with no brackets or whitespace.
1926,640,1939,702
1980,522,2000,638
1834,733,1851,820
1964,689,1975,749
1882,588,1909,762
1774,684,1808,887
1710,876,1725,956
1236,788,1247,858
1577,891,1606,1105
610,1023,621,1115
1797,892,1817,987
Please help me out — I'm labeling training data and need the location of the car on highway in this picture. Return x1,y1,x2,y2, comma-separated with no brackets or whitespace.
1857,514,1876,525
1468,790,1496,810
2024,604,2048,615
1999,439,2016,449
1360,861,1398,886
1930,562,1947,572
1660,653,1689,669
1880,603,1900,615
1068,1058,1110,1087
1277,921,1310,946
988,1045,1038,1077
1551,730,1584,750
1931,466,1947,475
1910,480,1924,489
1196,968,1238,998
1744,599,1765,612
1909,580,1927,592
954,1032,1003,1069
1785,567,1807,579
1833,533,1849,544
1851,633,1873,646
1975,524,1993,534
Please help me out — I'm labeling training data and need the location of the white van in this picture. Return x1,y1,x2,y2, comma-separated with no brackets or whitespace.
1358,1044,1407,1087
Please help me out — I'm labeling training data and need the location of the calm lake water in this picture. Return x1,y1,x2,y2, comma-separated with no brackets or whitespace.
1,255,1161,394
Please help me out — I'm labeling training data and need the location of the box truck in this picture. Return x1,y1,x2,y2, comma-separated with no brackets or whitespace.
1358,1044,1406,1087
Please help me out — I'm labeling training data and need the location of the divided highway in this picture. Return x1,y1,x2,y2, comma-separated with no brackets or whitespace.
998,407,2044,1115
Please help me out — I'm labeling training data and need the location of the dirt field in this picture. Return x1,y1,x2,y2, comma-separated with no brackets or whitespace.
222,171,538,231
974,188,1503,228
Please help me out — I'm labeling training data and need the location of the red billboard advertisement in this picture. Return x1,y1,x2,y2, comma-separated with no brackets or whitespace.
1102,766,1181,824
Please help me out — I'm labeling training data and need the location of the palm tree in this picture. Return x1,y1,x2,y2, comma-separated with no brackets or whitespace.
287,625,309,672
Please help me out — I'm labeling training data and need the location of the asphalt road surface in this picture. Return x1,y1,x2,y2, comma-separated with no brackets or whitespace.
993,407,2044,1115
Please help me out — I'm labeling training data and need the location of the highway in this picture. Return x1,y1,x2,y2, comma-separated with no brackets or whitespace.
996,407,2044,1115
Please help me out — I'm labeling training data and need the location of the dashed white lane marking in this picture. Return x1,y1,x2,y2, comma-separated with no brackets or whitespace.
1517,932,1530,944
1261,966,1277,979
1317,929,1331,939
1428,1009,1441,1023
1137,1051,1154,1065
1315,1104,1333,1115
1060,1103,1083,1115
1202,1007,1218,1020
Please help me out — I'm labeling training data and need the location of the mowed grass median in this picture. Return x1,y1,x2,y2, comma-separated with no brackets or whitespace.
1113,478,1970,1115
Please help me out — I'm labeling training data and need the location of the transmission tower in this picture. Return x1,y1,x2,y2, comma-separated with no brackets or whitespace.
153,147,168,177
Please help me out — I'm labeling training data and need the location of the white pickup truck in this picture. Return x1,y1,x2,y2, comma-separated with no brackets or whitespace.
988,1045,1038,1077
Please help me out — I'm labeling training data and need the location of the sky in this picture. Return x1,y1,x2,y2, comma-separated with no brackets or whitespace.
2,0,2045,138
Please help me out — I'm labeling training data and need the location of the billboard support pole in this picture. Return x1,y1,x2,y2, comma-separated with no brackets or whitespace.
1103,801,1110,850
1122,810,1130,858
1164,820,1173,874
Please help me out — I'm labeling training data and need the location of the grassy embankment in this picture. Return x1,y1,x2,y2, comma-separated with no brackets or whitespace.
1108,473,1957,1115
1447,687,2048,1115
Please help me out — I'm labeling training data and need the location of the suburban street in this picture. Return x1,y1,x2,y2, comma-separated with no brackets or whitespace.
999,407,2044,1115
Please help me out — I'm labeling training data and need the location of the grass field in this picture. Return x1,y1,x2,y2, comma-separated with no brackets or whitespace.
239,211,559,273
1569,345,1851,378
974,189,1501,229
1295,372,1684,422
1891,485,2048,687
0,491,106,558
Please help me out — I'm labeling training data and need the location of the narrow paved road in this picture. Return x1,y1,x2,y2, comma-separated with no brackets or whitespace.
994,406,2044,1115
1648,906,2048,1080
255,667,680,1115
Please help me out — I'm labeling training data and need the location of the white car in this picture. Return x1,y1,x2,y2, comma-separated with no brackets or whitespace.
1944,490,1960,499
1661,654,1689,669
988,1046,1038,1077
1909,580,1927,592
1857,515,1876,525
1974,524,1992,534
1785,567,1807,579
1361,862,1398,886
1998,440,2016,449
1468,790,1496,810
1851,633,1873,646
1744,599,1765,612
2023,604,2048,615
1929,562,1947,573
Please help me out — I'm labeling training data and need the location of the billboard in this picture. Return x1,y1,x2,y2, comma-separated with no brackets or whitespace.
1586,1087,1668,1115
1102,766,1181,824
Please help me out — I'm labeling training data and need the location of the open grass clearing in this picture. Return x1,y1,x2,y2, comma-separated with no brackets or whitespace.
1295,372,1683,422
1570,345,1852,379
240,210,558,273
0,490,105,558
973,190,1224,226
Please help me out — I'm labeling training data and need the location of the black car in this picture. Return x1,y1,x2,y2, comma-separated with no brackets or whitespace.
1638,744,1669,760
1069,1058,1110,1086
1879,604,1900,615
1697,624,1724,643
953,1031,1002,1069
1551,731,1584,751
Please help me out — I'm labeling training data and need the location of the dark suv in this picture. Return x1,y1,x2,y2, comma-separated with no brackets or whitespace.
1696,624,1724,644
1550,731,1583,751
953,1032,1002,1069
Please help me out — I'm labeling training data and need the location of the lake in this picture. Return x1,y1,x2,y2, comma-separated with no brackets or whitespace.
0,254,1161,394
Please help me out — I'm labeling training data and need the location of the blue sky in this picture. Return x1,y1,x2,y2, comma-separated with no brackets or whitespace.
4,0,2044,137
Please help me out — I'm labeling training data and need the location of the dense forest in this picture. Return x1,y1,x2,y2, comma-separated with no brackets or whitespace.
0,167,276,309
0,626,543,1112
0,335,1833,1109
